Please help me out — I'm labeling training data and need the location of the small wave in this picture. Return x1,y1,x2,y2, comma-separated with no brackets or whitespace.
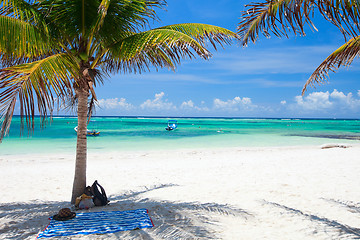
287,134,360,140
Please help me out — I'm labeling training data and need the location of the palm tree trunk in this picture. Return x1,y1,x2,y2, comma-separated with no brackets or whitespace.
71,87,89,204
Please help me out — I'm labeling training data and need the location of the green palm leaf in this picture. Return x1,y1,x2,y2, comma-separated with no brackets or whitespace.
158,23,239,49
87,0,166,56
238,0,317,45
0,15,50,63
238,0,360,46
0,53,79,139
105,24,238,73
86,0,112,55
317,0,360,38
303,35,360,94
106,28,210,73
1,0,42,22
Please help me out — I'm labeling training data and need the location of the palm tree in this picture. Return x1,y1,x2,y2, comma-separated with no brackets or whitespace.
238,0,360,94
0,0,239,203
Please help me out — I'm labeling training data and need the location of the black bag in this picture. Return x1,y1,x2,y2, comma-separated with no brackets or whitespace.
84,186,92,196
90,180,109,206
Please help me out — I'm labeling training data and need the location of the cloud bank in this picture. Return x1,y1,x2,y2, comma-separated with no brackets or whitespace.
291,90,360,116
95,90,360,118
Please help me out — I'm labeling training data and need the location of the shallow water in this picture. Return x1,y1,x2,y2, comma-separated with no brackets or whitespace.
1,116,360,155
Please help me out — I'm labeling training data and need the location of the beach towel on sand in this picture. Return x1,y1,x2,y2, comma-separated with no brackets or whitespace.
37,208,153,238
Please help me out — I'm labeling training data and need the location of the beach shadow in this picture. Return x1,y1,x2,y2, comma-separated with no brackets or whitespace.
0,184,251,240
0,200,70,239
113,183,179,201
106,184,252,239
321,198,360,214
264,200,360,239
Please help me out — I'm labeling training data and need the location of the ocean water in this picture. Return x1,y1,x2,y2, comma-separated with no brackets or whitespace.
1,116,360,155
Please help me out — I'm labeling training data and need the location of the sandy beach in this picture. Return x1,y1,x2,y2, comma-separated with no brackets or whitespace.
0,144,359,239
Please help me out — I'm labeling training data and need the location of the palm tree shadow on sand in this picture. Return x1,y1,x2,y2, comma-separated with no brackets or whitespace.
321,198,360,214
105,183,252,239
0,200,70,240
0,184,251,240
264,200,360,239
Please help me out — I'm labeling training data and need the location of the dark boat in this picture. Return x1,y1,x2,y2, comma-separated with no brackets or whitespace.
74,126,100,136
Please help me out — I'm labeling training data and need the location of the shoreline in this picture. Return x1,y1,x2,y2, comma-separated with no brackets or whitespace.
1,145,360,239
3,117,360,156
0,142,360,157
1,141,359,157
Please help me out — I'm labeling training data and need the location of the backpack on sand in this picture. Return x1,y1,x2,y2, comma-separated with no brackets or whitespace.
90,180,110,206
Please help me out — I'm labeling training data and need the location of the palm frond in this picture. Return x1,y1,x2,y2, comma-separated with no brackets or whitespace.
158,23,240,50
0,15,51,64
39,0,166,49
238,0,317,46
317,0,360,39
239,0,360,45
94,0,112,36
0,0,42,22
0,53,79,140
0,89,16,141
104,24,238,73
302,35,360,94
89,0,166,52
86,0,111,55
101,0,166,31
37,0,99,42
105,28,211,73
94,0,167,36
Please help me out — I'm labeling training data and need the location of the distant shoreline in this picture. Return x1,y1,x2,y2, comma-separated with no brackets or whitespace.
11,115,360,120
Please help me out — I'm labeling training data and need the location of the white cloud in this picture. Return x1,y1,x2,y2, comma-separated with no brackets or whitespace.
291,89,360,115
213,96,255,111
180,100,195,108
330,89,348,100
329,89,360,108
140,92,176,110
294,91,333,110
92,89,360,118
98,98,133,110
180,100,209,112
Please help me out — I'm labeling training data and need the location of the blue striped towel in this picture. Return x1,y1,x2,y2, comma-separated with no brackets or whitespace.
37,208,153,239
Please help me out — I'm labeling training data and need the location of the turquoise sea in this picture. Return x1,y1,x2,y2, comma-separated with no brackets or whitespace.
1,116,360,155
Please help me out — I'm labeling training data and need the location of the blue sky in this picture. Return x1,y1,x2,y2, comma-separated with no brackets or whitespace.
84,1,360,118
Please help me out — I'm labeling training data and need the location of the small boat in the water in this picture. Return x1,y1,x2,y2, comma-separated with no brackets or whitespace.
74,126,100,136
165,120,178,131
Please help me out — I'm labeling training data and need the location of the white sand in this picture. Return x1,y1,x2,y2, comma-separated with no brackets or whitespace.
0,145,359,239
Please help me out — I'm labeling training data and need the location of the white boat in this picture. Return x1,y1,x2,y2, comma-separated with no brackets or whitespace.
74,126,100,136
165,120,178,131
